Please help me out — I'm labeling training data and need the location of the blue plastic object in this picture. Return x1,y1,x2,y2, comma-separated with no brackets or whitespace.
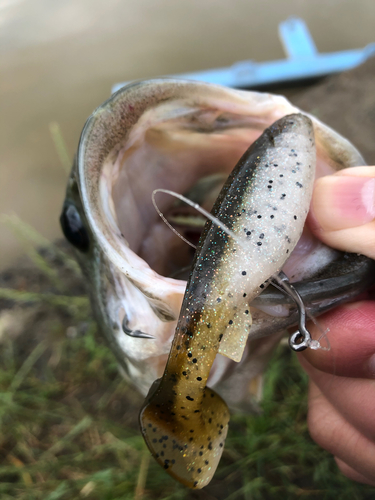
112,17,375,93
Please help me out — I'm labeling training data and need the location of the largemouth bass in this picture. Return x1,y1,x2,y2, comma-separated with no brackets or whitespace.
60,79,375,415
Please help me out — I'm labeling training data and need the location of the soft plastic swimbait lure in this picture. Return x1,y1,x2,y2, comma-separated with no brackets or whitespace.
139,114,316,488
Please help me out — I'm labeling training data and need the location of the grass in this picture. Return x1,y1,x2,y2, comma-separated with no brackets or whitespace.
0,243,374,500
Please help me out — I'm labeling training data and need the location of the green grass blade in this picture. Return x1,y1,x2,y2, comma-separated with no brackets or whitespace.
41,416,93,458
49,121,72,175
1,213,81,278
0,288,89,315
9,341,49,392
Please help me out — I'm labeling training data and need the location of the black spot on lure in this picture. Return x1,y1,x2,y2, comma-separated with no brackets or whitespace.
140,114,316,488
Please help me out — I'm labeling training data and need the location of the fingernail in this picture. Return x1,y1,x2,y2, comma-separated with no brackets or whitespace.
311,176,375,231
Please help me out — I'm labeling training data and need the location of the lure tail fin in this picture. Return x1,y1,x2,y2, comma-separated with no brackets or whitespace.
139,380,230,489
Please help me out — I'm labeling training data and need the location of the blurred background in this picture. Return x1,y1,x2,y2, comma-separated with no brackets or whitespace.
1,0,375,269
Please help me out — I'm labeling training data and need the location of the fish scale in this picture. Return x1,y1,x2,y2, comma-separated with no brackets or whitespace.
139,113,316,488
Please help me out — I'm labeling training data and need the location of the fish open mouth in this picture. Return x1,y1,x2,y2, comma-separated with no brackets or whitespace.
83,80,374,322
69,79,375,397
102,92,334,280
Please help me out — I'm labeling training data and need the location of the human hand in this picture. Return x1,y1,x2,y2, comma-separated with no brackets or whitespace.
299,166,375,486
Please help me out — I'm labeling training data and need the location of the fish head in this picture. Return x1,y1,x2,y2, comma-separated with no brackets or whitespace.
60,79,374,404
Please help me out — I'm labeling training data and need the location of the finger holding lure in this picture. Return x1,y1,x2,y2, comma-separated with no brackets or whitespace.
140,113,316,488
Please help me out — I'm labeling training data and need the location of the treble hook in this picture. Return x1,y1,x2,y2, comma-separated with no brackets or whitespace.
271,271,312,352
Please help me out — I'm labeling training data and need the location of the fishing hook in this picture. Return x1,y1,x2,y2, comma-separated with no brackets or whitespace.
122,315,155,339
271,271,312,352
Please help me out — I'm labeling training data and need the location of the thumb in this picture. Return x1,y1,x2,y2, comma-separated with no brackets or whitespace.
308,166,375,259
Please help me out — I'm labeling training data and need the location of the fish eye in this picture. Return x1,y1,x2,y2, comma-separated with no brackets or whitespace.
60,204,89,252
